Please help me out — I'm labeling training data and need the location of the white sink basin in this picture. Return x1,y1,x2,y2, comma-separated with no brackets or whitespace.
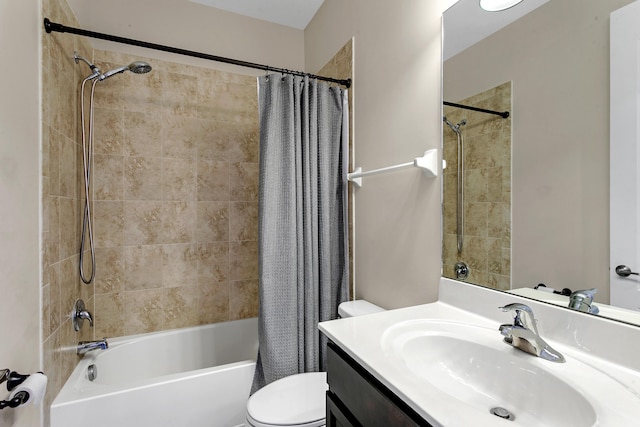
381,319,640,426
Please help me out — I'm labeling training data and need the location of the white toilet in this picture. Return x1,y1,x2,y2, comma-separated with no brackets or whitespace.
245,300,385,427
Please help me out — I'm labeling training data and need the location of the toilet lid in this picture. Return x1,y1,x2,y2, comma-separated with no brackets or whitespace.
247,372,328,426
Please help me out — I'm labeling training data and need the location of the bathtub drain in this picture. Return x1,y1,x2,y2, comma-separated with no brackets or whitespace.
87,364,97,381
490,407,515,421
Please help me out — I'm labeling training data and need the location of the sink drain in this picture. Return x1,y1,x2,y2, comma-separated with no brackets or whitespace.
490,407,515,421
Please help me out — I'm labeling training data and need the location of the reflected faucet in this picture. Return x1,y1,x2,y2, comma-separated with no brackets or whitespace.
568,288,599,314
77,339,108,355
498,303,565,363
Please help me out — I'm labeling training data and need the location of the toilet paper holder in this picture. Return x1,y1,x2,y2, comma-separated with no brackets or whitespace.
0,369,39,410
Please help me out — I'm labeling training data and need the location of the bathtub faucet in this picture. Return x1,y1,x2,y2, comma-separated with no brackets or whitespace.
77,339,108,355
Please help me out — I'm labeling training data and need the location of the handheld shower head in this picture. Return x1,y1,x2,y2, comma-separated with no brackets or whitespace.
100,66,127,80
128,61,152,74
100,61,152,80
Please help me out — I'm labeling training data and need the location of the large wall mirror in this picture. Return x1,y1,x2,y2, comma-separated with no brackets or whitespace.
442,0,640,326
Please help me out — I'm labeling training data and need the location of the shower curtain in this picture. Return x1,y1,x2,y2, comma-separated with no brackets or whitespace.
251,74,349,392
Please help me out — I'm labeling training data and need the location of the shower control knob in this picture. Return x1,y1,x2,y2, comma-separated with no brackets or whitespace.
454,261,469,280
615,265,639,277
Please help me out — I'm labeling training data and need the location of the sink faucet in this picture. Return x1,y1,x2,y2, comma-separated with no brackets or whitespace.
498,303,565,363
77,339,108,355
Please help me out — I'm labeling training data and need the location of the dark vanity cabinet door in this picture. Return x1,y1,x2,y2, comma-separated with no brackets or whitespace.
326,341,433,427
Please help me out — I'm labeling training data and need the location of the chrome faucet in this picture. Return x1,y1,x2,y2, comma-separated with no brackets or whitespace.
568,288,599,314
77,339,108,355
498,303,565,363
73,299,93,331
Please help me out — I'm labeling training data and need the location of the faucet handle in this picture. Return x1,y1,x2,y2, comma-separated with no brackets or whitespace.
499,303,538,333
73,299,93,331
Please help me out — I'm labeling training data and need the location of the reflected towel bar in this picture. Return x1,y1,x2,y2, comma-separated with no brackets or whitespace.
347,149,438,187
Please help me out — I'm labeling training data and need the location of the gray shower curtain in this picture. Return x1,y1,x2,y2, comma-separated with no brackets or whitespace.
251,74,349,392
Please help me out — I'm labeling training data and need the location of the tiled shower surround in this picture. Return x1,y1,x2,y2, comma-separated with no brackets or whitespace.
89,49,260,337
442,82,512,290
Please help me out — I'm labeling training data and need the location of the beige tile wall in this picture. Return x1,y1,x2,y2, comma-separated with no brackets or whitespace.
442,82,511,290
88,49,260,338
41,0,94,422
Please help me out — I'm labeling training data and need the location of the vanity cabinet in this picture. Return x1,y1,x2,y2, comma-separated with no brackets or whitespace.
326,341,433,427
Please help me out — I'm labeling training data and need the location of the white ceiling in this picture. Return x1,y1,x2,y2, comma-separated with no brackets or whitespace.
189,0,325,30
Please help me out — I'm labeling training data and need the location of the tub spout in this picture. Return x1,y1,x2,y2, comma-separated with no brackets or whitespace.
77,339,108,355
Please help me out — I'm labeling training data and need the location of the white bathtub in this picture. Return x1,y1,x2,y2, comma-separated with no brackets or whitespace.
51,318,258,427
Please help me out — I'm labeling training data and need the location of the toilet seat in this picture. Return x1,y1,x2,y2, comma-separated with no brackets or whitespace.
246,372,328,427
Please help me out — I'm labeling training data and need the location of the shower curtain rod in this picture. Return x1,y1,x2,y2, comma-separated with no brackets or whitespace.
444,101,509,118
43,18,352,88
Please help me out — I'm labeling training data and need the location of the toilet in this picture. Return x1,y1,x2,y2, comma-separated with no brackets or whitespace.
245,300,385,427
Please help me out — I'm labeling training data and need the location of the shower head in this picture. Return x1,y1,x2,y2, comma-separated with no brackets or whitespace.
128,61,152,74
99,61,152,81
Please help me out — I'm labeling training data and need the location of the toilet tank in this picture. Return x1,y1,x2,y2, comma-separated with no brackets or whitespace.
338,300,385,318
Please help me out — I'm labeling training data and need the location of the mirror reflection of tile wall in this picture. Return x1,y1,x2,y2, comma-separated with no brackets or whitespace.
442,82,511,290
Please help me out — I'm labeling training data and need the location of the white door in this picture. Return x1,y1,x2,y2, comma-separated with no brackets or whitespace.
610,0,640,311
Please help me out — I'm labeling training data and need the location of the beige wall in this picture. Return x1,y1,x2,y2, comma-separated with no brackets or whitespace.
306,1,446,309
444,0,633,303
0,0,41,426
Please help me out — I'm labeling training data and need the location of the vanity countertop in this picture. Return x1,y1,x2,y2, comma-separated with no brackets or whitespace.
319,279,640,426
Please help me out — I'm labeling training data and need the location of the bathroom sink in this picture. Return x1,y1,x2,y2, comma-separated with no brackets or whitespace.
380,319,640,426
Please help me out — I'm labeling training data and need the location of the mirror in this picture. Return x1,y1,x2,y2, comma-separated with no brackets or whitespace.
442,0,640,326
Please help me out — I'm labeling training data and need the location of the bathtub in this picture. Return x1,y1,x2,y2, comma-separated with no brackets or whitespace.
51,318,258,427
